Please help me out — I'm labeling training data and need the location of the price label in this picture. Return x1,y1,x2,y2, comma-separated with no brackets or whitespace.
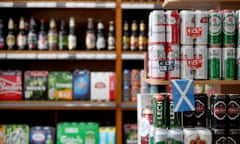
26,2,56,7
38,53,57,59
0,2,13,7
7,54,25,59
0,53,6,59
25,53,37,59
159,60,175,72
65,2,96,8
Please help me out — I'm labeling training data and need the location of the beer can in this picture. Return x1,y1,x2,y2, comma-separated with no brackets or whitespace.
149,125,154,144
141,107,153,144
195,10,209,45
195,93,208,127
154,128,167,144
131,69,140,86
152,93,168,128
123,85,130,101
168,93,182,128
140,69,148,88
181,45,194,79
166,128,183,144
166,10,180,44
166,44,180,80
194,45,208,80
228,129,240,144
183,111,195,128
208,47,222,80
131,85,140,102
123,69,131,87
208,10,222,47
210,94,227,129
222,9,236,47
198,128,212,144
222,47,236,80
227,94,240,129
237,10,240,47
148,45,166,79
237,47,240,79
180,10,194,45
183,128,199,144
148,10,165,45
149,85,159,93
212,129,227,144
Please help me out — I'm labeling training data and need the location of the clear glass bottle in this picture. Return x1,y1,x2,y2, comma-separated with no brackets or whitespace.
38,19,48,50
107,20,115,50
68,17,77,50
48,18,58,50
96,20,106,50
27,17,38,50
17,17,27,50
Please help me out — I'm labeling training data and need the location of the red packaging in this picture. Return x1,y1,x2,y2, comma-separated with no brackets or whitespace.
109,72,116,101
0,70,22,100
166,10,180,44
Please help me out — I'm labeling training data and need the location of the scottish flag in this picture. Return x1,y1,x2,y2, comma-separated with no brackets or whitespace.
171,79,195,112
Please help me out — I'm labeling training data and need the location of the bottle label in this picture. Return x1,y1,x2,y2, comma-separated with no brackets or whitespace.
107,36,115,50
38,34,48,50
86,33,96,49
96,37,106,50
48,33,58,49
28,32,37,49
0,36,4,49
59,35,68,48
6,34,15,48
17,34,27,48
68,35,77,50
123,36,130,50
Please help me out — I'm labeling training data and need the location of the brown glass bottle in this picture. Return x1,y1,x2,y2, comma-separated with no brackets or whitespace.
122,20,130,51
85,18,96,50
6,18,16,50
0,19,5,50
68,17,77,50
27,17,38,50
38,19,48,50
107,21,115,50
130,20,138,51
48,18,58,50
138,20,147,51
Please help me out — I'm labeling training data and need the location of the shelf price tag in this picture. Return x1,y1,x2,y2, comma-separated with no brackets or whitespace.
0,53,6,59
96,2,115,8
25,53,37,59
7,53,25,59
57,53,76,59
65,2,96,8
38,53,57,59
26,2,57,7
0,2,13,7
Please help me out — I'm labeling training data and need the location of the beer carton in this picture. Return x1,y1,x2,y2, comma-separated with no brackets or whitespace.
84,122,99,144
124,124,137,144
24,71,48,100
48,71,72,100
30,126,55,144
4,124,29,144
0,125,4,144
73,70,90,100
0,70,22,100
99,127,116,144
90,72,116,101
57,122,85,144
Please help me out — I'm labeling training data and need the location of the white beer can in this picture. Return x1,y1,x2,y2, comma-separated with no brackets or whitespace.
148,44,165,60
166,44,180,79
166,10,180,44
194,45,208,79
195,10,209,45
180,10,194,45
148,10,166,45
181,45,194,79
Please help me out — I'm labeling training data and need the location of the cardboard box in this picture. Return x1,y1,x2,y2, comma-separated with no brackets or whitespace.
73,69,90,100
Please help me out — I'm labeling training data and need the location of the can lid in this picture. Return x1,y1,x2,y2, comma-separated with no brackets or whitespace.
222,9,234,13
209,9,220,13
228,94,240,97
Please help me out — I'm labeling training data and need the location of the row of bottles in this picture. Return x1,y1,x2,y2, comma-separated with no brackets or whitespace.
122,20,147,51
0,17,115,51
85,18,115,50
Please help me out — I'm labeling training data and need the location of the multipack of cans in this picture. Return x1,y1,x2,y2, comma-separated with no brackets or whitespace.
99,127,116,144
30,126,55,144
123,124,137,144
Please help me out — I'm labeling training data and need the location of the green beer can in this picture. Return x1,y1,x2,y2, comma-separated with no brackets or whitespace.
168,94,181,128
166,128,184,144
208,10,222,47
223,9,236,47
208,48,222,79
152,93,168,128
223,47,236,80
237,47,240,79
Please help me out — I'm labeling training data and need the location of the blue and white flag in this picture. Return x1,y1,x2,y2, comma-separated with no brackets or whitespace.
171,79,195,112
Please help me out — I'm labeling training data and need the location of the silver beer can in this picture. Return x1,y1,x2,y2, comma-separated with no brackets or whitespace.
148,10,166,45
181,45,194,79
195,10,209,45
237,47,240,79
166,44,180,79
194,45,208,79
167,128,184,144
180,10,194,45
154,128,168,144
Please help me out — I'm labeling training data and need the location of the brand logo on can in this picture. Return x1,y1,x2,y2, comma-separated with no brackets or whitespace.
216,137,227,144
223,15,236,35
195,99,205,118
228,100,240,120
209,15,222,35
213,101,227,120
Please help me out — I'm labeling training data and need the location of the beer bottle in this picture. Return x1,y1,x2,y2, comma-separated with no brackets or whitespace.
122,20,130,51
85,18,96,50
48,18,58,50
6,17,16,50
107,20,115,50
58,19,68,50
96,20,106,50
138,20,147,51
27,17,38,50
17,17,27,50
38,19,48,50
0,19,5,50
130,20,138,51
68,17,77,50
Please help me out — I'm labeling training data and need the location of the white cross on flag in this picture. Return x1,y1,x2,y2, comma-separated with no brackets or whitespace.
171,79,195,112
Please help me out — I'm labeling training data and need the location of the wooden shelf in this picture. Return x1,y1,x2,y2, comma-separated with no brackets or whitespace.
162,0,240,9
0,50,116,60
0,101,116,110
120,102,137,110
144,78,240,85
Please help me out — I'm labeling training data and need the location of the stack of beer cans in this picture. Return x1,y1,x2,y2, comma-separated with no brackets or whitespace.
180,10,209,80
